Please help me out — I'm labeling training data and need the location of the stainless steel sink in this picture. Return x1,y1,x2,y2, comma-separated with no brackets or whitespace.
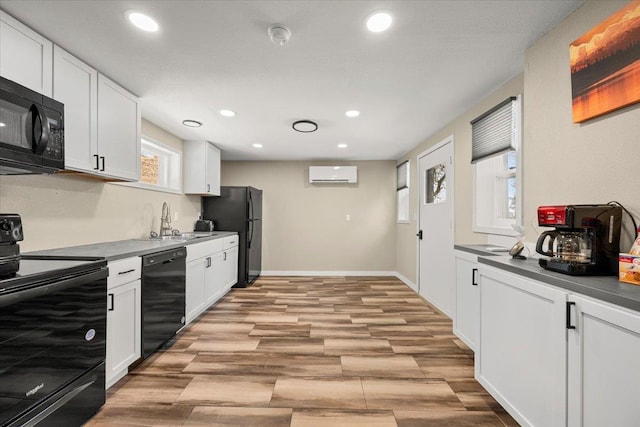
134,232,225,242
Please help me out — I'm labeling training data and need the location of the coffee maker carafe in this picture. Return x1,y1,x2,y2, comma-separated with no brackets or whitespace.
535,205,622,275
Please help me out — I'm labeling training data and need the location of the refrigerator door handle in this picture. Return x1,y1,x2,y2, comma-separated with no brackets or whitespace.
248,191,254,249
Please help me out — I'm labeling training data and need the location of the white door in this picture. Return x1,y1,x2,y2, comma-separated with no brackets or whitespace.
478,266,567,427
53,46,98,173
567,296,640,427
417,136,454,317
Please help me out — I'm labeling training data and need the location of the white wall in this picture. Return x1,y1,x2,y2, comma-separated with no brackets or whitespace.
395,75,524,284
221,161,397,274
395,0,640,283
0,120,201,252
522,0,640,247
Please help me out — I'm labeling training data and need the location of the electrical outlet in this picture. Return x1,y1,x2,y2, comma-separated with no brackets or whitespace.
346,214,351,221
174,211,179,221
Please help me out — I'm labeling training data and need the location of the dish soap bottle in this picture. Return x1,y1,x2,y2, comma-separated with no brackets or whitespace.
630,227,640,255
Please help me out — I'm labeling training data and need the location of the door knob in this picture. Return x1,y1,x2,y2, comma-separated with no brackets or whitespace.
416,230,423,240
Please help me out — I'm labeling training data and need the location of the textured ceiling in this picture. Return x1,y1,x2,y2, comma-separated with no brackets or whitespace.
0,0,584,160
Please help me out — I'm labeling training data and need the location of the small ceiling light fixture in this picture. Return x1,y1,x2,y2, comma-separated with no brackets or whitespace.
0,122,5,127
333,166,341,170
182,119,202,128
337,143,348,149
268,25,291,46
345,110,360,118
220,109,236,117
366,11,393,33
253,143,263,148
126,10,159,32
292,120,318,133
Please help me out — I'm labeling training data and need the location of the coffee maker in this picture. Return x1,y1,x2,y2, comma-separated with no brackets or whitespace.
535,204,622,275
0,214,23,277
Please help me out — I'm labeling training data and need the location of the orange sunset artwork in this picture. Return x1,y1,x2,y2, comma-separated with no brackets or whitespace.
570,0,640,123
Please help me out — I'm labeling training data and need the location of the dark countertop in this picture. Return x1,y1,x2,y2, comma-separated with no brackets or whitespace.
455,244,510,257
27,231,237,261
479,255,640,313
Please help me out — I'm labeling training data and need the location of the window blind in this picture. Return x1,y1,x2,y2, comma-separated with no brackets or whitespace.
396,161,408,190
470,96,517,163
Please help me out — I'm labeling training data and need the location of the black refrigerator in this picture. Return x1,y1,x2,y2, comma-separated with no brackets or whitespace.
201,186,262,287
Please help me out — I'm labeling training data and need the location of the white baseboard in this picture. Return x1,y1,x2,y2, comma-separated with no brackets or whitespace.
261,271,398,277
394,272,415,289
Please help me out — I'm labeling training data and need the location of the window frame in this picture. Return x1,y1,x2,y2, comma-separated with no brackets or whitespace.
115,136,183,194
397,160,410,224
472,95,522,236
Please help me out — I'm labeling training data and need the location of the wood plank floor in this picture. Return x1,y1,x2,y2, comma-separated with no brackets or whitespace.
86,276,518,426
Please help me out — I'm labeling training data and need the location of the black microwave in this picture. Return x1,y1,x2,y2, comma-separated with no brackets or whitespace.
0,76,64,175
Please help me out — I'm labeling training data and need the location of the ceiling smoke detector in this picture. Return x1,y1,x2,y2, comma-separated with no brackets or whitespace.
268,25,291,46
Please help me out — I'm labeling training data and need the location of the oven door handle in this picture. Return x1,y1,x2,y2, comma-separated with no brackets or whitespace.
0,269,107,308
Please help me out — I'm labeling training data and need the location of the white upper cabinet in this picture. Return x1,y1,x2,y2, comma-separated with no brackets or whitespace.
53,45,140,181
53,46,98,172
97,74,140,181
184,141,221,195
0,11,52,96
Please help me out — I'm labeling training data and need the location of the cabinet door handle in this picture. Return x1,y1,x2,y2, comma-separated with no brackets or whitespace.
118,269,135,275
108,293,114,311
224,252,227,261
566,301,576,330
100,156,105,171
94,154,99,170
472,268,478,286
206,257,211,268
207,184,211,193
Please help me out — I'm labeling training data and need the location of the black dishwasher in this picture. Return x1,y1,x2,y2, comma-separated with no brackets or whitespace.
141,247,186,358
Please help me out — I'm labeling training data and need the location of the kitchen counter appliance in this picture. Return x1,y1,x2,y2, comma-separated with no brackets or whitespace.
141,248,186,358
535,204,622,275
201,186,262,288
0,214,22,277
0,252,107,427
0,76,64,175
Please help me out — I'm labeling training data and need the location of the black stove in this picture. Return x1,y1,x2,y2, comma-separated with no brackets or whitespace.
0,215,108,427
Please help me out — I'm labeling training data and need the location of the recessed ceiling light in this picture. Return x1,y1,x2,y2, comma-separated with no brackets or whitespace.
126,11,159,33
366,11,392,33
182,119,202,128
292,120,318,133
333,166,341,170
345,110,360,118
220,110,236,117
0,122,5,127
337,144,348,149
253,143,263,148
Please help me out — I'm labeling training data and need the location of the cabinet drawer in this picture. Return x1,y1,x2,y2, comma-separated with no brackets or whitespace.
187,239,224,261
223,235,239,249
107,257,141,289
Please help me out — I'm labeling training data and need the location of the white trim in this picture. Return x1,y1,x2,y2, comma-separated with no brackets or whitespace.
261,271,398,277
394,272,415,289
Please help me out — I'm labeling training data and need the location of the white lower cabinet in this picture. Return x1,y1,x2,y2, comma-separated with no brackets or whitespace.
106,257,142,389
477,265,567,427
185,256,207,325
567,296,640,427
185,236,238,325
454,250,480,350
478,264,640,426
222,236,239,291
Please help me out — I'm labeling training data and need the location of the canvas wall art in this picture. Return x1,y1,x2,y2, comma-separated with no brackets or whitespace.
570,0,640,123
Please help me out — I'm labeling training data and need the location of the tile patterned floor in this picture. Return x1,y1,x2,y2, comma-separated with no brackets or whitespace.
85,276,518,426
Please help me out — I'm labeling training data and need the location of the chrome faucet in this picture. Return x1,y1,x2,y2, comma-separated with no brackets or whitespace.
160,202,172,236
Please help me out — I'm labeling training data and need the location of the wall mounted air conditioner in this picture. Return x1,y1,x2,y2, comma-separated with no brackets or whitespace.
309,166,357,184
